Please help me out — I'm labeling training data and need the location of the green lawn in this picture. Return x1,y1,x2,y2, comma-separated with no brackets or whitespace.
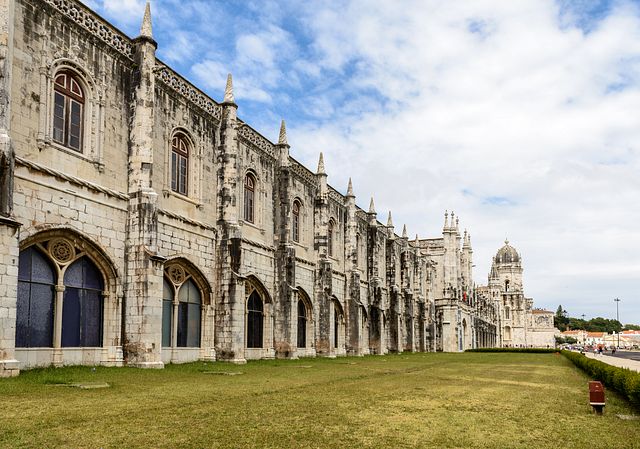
1,353,639,448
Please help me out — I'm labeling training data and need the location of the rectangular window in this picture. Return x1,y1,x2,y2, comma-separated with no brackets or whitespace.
187,303,201,347
61,287,81,347
179,155,187,195
53,93,66,144
81,290,102,347
171,152,178,192
162,300,172,347
68,100,82,151
177,302,188,347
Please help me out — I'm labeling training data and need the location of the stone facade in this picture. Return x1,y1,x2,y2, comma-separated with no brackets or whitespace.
476,240,556,349
0,0,550,376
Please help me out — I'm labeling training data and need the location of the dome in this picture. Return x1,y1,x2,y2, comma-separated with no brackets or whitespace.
495,239,520,264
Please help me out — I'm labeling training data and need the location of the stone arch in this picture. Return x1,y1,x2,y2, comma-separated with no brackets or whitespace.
244,275,272,304
244,275,274,356
331,296,346,354
16,228,122,366
164,257,212,305
20,226,119,287
296,287,314,351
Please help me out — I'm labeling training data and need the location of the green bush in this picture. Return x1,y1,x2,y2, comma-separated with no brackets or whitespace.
465,348,557,354
561,350,640,408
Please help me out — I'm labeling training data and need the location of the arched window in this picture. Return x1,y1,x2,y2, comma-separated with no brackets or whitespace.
292,200,301,243
162,265,202,348
297,299,307,348
328,220,334,257
62,256,104,347
244,173,255,223
16,247,55,348
505,307,510,319
247,291,264,348
16,239,107,350
53,71,84,152
171,133,189,196
505,280,510,292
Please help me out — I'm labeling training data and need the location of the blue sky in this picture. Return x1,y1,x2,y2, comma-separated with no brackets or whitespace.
85,0,640,324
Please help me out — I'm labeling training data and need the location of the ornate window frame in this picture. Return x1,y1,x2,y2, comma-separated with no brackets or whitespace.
38,59,105,170
243,171,257,224
163,128,202,204
162,261,208,349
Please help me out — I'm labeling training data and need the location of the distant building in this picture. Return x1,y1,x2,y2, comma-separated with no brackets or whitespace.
476,241,556,348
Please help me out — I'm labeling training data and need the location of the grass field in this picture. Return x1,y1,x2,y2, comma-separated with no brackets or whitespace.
1,352,639,448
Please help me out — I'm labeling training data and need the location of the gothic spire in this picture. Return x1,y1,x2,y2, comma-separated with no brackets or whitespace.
402,224,408,239
444,210,449,229
346,178,354,197
369,197,376,214
278,119,288,146
139,1,153,39
317,152,326,174
223,73,234,104
387,211,393,228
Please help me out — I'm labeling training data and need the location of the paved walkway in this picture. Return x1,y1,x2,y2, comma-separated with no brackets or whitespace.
583,351,640,372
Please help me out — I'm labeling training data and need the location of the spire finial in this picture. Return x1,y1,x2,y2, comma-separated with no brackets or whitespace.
347,178,354,197
505,238,509,246
387,211,393,228
278,119,288,145
456,216,459,230
317,152,326,174
140,1,153,39
444,210,449,228
415,234,419,244
223,73,235,104
368,197,376,214
402,224,408,239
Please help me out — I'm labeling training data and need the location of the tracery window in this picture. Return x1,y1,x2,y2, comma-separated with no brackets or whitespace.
53,71,84,152
247,291,264,348
244,173,256,223
162,265,202,348
292,200,301,243
171,133,189,196
16,240,105,349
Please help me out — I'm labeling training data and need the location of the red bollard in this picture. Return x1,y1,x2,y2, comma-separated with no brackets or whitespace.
588,381,605,415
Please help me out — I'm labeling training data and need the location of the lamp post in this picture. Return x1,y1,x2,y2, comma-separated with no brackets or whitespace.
614,297,621,349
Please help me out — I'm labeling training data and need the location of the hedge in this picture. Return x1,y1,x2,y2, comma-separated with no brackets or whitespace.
562,350,640,407
465,348,557,354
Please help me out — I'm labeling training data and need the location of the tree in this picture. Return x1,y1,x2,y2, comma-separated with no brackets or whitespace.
623,324,640,331
554,305,569,331
585,317,622,333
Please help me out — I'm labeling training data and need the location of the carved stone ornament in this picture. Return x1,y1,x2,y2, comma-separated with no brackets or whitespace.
49,238,75,263
167,265,186,285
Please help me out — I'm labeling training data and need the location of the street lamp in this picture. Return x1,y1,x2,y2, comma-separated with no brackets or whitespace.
614,297,621,349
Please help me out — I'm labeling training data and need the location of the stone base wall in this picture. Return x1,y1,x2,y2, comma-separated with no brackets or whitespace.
0,222,20,377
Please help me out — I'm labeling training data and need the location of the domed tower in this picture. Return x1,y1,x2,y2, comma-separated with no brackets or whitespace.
494,239,523,294
492,239,526,347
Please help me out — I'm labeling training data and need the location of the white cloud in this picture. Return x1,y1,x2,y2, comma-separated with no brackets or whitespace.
88,0,640,323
